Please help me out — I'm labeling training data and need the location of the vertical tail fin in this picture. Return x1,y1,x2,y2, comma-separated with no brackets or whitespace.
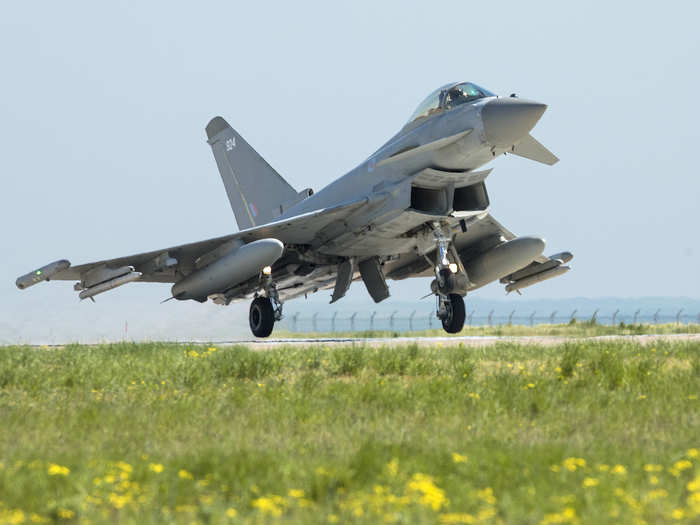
206,116,298,230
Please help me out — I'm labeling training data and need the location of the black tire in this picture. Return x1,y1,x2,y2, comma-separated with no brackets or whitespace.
249,297,275,338
441,293,466,334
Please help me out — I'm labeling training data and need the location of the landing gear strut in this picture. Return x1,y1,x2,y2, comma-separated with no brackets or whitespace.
249,267,283,338
430,222,467,334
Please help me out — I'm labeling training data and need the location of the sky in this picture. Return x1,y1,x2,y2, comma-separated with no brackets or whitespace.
1,1,699,341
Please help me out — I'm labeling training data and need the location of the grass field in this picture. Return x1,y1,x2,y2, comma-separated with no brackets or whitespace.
276,321,700,339
1,339,699,524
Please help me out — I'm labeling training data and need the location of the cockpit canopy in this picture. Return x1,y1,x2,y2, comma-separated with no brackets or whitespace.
408,82,495,123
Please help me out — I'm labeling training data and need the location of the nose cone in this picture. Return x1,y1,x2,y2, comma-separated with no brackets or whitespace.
482,98,547,147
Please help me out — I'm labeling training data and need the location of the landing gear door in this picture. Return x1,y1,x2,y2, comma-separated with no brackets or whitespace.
358,257,390,303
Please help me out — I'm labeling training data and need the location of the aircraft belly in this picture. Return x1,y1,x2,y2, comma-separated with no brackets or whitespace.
320,210,430,256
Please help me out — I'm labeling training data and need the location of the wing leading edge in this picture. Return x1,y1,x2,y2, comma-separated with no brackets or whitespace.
16,198,367,297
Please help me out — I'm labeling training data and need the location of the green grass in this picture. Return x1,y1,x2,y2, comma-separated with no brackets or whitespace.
276,321,700,339
0,340,699,524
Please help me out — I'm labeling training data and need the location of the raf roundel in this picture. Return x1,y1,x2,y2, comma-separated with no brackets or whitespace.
248,201,258,217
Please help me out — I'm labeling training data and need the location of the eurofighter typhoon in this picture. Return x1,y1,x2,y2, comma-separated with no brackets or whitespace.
17,82,573,337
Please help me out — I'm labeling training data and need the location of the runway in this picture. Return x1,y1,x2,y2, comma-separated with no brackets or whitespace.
181,333,700,348
20,333,700,349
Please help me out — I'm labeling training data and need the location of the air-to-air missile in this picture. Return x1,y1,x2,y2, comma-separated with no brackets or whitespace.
16,260,71,289
73,265,142,300
171,238,284,301
504,265,570,294
79,271,143,300
501,252,574,293
501,251,573,293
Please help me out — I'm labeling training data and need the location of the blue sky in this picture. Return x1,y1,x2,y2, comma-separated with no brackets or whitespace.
1,1,699,340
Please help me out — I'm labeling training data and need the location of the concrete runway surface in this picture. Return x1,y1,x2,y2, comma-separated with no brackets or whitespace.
22,333,700,349
181,333,700,349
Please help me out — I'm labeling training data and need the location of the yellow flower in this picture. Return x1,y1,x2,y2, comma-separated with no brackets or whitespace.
526,383,535,389
687,448,699,459
225,508,237,518
540,507,576,525
611,464,627,475
597,464,610,472
149,463,164,473
288,489,305,498
674,460,692,471
582,477,599,488
646,489,668,500
452,452,468,464
671,508,684,520
116,461,132,473
439,513,475,524
386,458,399,477
562,457,586,472
688,492,700,511
109,493,131,509
4,510,26,524
47,463,70,476
57,508,74,519
644,464,663,472
550,465,560,472
252,496,283,517
407,473,448,511
686,476,700,492
649,475,659,485
476,487,496,505
178,469,193,480
477,507,497,520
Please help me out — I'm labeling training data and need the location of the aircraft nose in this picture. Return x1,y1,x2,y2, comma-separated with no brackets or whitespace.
482,98,547,147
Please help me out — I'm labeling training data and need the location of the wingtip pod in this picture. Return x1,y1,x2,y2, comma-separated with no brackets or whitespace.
205,116,231,141
16,260,71,290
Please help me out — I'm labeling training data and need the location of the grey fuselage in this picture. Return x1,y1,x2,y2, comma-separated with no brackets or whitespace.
285,97,494,219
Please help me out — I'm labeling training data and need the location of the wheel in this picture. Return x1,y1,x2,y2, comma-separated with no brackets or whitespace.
441,293,465,334
249,297,275,337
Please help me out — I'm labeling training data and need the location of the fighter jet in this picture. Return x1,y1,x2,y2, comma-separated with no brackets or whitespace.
16,81,573,337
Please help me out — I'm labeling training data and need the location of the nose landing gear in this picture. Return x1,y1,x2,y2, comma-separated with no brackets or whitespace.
430,222,468,334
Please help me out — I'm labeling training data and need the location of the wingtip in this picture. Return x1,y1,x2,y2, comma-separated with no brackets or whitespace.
205,116,231,140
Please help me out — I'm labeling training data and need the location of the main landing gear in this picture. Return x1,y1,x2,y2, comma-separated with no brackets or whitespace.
249,267,283,338
437,293,466,334
430,223,467,334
